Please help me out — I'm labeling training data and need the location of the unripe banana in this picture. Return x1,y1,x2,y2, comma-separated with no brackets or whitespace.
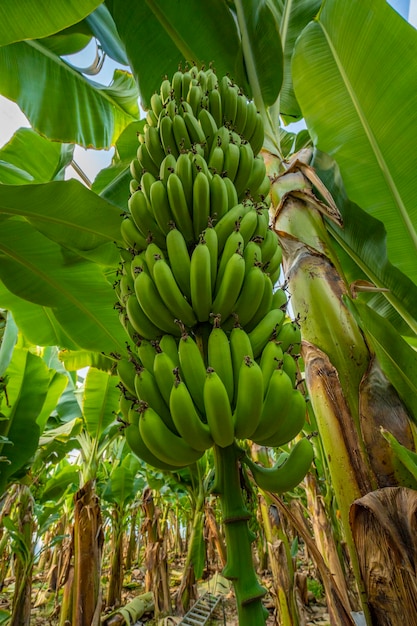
187,83,204,117
233,356,264,439
170,375,214,452
277,320,302,354
208,144,225,175
175,152,194,208
208,318,234,404
272,287,288,311
251,367,294,443
243,239,263,273
152,257,197,328
159,114,180,159
247,111,265,156
212,252,246,322
282,352,298,387
214,203,250,252
208,87,223,128
259,339,284,394
159,153,177,186
230,325,254,402
209,173,229,221
247,155,267,197
192,170,211,237
245,273,274,332
135,367,177,433
149,179,174,235
215,228,244,292
257,389,306,448
128,189,166,249
130,158,142,183
159,334,180,367
178,331,207,414
166,227,192,301
248,307,285,358
126,406,184,471
167,172,195,244
144,124,165,169
125,294,161,341
232,265,266,328
120,216,148,252
139,403,204,467
153,349,177,406
137,338,158,372
137,142,160,178
144,242,164,278
183,111,207,148
172,112,193,153
203,368,235,448
171,70,184,103
234,142,254,198
255,209,269,242
239,207,259,245
265,244,283,285
198,108,219,154
243,437,314,493
190,241,212,322
202,225,218,288
242,101,259,144
160,78,172,104
223,175,239,210
234,92,248,135
150,92,164,119
117,357,140,398
134,269,181,336
191,152,212,181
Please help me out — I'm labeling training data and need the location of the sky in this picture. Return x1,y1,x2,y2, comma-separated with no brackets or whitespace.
0,0,416,184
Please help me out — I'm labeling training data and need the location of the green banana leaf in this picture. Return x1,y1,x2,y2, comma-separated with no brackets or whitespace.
0,221,127,354
40,462,80,503
0,348,55,492
292,0,417,285
0,42,139,148
0,0,102,46
268,0,321,124
84,4,129,66
38,418,83,463
0,312,18,377
58,350,115,374
234,0,283,108
82,367,120,440
109,0,247,109
346,299,417,423
0,180,123,264
0,128,74,184
101,452,142,506
313,150,417,337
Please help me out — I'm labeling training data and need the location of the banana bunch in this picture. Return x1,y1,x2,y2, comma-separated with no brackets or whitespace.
115,66,312,486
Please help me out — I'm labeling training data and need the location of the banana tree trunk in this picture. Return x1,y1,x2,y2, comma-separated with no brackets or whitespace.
10,485,34,626
268,152,417,624
72,479,104,626
106,503,125,609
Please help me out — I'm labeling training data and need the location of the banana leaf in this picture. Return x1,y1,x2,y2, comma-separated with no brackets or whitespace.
82,367,120,440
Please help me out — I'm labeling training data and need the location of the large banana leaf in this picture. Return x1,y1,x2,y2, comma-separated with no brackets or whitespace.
0,348,62,492
101,452,142,505
313,150,417,336
0,221,127,355
292,0,417,285
84,4,129,66
0,0,102,46
0,42,139,148
0,128,74,184
0,179,123,264
82,367,120,440
268,0,321,124
109,0,247,109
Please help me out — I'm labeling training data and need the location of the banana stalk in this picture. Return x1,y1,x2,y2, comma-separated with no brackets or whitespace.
212,443,268,626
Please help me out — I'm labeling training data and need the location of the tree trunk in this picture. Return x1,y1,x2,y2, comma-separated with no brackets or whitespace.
350,487,417,625
10,485,34,626
106,504,125,609
72,480,104,626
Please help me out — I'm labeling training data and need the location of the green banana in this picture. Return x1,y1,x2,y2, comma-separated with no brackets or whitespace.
201,225,218,288
134,269,181,336
170,375,214,452
159,114,180,159
167,172,195,244
233,356,264,439
192,170,211,237
120,216,148,252
166,227,192,301
128,189,166,248
203,368,235,448
134,367,177,433
183,111,206,148
234,141,254,198
259,228,278,264
144,241,165,278
159,334,180,368
153,349,177,406
272,287,288,311
255,387,307,449
214,203,250,252
117,357,139,398
125,294,161,341
130,157,142,183
247,111,265,156
187,83,204,118
173,113,192,153
144,124,165,169
259,339,284,394
232,265,266,328
190,240,212,322
137,338,158,372
230,325,254,402
215,228,244,292
209,173,229,221
211,252,246,321
150,93,164,119
139,403,204,467
242,101,259,143
208,87,223,128
248,307,285,358
159,153,177,186
198,108,218,154
208,144,225,175
152,257,197,328
175,152,194,208
247,155,267,197
126,406,184,471
251,367,294,443
208,318,234,404
171,70,184,103
243,437,314,493
282,352,298,387
149,179,174,235
239,208,259,245
234,92,248,135
243,240,263,272
137,142,160,178
277,321,302,354
160,78,172,104
245,273,274,332
223,176,239,210
178,331,207,415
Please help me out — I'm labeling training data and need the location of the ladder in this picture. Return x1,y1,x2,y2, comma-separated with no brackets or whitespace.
177,592,223,625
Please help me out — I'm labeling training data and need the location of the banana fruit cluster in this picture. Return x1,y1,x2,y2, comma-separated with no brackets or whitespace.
115,65,313,492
